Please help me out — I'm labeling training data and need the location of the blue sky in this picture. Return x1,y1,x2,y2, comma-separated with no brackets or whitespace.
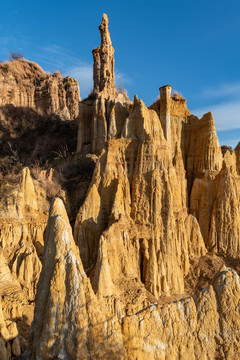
0,0,240,148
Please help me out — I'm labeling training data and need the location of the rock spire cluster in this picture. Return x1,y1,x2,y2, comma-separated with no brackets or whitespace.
0,12,240,360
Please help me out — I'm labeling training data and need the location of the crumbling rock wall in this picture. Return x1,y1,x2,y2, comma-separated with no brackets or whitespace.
0,60,80,119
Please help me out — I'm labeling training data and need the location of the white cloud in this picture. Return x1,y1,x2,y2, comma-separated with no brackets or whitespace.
37,44,81,71
28,44,93,98
191,100,240,131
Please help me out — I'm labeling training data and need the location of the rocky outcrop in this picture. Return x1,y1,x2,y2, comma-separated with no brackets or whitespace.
0,60,80,119
0,168,48,261
0,298,21,360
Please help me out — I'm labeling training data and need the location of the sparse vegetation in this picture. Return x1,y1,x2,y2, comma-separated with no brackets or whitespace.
52,71,61,77
172,90,185,101
117,83,128,96
9,51,24,61
0,103,96,205
31,164,62,200
0,105,78,176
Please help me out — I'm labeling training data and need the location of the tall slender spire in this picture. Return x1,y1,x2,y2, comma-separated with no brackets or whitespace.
92,14,117,96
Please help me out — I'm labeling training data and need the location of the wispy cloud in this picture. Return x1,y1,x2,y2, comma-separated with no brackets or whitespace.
202,82,240,99
27,44,93,98
217,128,240,149
35,44,82,72
0,35,16,46
115,69,132,86
0,39,132,100
222,138,239,149
192,100,240,131
191,82,240,132
66,65,93,98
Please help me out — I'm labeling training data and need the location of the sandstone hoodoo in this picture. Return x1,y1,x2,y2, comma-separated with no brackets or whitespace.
0,13,240,360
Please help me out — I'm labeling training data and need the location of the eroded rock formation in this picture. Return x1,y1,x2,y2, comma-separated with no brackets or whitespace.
0,60,80,119
1,12,240,360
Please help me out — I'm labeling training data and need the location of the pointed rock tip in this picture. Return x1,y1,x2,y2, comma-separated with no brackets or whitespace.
102,13,109,21
49,197,69,224
201,111,217,129
21,167,32,183
22,166,30,175
234,141,240,151
219,264,227,272
202,111,214,121
100,13,109,27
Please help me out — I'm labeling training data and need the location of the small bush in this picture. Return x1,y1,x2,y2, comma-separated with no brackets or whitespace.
43,176,62,199
172,90,185,101
117,83,128,96
9,51,24,61
53,144,69,160
86,91,97,102
52,71,61,77
31,165,62,200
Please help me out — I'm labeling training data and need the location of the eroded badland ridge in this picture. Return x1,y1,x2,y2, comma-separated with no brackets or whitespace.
0,13,240,360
